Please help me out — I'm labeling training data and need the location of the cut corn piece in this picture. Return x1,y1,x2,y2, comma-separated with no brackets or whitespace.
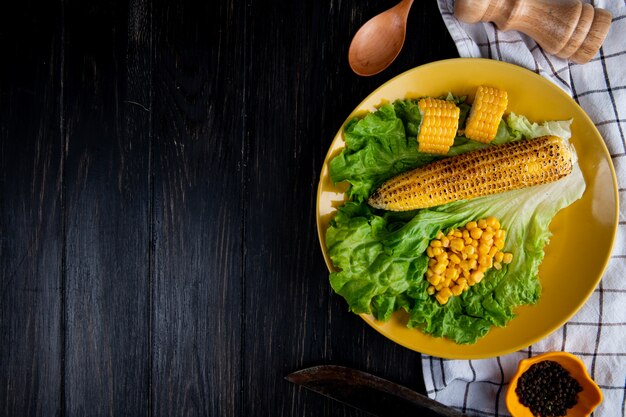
417,98,460,155
368,135,573,211
465,86,508,143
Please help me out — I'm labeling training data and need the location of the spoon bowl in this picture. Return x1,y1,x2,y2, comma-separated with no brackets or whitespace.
348,0,415,76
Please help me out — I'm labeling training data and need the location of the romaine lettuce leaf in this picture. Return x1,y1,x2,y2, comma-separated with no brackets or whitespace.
329,104,437,202
329,98,514,202
507,112,573,140
326,103,585,344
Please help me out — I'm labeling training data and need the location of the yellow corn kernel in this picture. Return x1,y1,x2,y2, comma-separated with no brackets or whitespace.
494,238,505,250
433,263,446,275
427,285,436,295
471,270,484,284
417,98,460,155
439,287,452,298
479,255,493,268
466,221,478,230
428,274,443,286
425,216,508,299
486,216,500,229
451,285,463,296
481,231,495,242
465,86,508,143
436,230,444,239
468,259,478,270
449,253,461,264
446,267,460,281
426,246,434,258
435,253,448,265
470,228,483,240
503,252,514,264
436,293,449,305
449,239,464,253
444,266,455,278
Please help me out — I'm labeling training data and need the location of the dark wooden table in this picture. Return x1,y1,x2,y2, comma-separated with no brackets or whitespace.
1,0,458,415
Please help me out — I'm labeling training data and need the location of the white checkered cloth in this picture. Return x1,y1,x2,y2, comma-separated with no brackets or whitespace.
423,1,626,416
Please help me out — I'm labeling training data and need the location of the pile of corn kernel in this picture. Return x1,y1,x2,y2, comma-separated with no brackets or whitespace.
425,217,513,305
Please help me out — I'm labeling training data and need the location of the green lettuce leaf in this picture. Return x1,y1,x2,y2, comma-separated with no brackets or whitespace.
326,105,585,344
328,104,436,202
329,98,512,202
507,112,573,140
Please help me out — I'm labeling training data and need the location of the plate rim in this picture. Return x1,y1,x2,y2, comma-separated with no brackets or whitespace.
316,57,620,359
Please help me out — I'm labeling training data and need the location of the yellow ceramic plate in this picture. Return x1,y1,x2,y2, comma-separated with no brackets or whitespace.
317,58,619,359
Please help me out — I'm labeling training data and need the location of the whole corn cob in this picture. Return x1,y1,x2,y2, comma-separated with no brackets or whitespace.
464,86,508,143
417,98,460,154
368,135,573,211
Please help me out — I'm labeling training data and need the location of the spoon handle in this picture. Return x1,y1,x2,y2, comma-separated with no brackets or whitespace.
454,0,612,63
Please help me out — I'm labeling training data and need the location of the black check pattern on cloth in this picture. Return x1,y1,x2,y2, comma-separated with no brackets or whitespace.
425,1,626,416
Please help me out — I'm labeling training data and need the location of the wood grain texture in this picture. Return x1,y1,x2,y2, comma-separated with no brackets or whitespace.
243,1,457,416
0,1,64,415
0,0,459,416
62,0,151,415
150,0,244,415
453,0,612,63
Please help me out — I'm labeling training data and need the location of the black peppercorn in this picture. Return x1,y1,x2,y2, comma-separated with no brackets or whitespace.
515,360,583,417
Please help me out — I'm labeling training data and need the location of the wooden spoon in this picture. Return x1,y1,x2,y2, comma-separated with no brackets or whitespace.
348,0,415,76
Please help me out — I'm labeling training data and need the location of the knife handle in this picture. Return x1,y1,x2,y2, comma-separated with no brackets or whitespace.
454,0,612,63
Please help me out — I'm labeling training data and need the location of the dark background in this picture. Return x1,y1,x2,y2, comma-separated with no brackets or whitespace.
0,0,458,415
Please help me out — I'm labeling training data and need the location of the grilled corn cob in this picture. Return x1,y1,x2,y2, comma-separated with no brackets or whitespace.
464,86,508,143
417,98,460,155
368,135,573,211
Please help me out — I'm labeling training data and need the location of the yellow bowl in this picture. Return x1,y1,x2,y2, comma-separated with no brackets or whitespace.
506,352,603,417
317,58,619,358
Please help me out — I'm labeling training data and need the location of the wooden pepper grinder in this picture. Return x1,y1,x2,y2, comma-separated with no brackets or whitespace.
454,0,612,63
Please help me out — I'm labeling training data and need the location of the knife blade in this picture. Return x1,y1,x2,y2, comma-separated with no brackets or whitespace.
286,365,466,417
